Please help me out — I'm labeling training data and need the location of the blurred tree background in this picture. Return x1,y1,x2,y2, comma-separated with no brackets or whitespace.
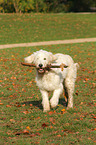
0,0,96,13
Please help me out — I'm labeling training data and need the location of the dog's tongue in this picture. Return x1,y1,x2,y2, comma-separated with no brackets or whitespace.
38,68,45,73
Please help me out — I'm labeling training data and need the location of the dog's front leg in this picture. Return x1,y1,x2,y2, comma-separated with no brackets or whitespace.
40,90,50,112
50,84,63,108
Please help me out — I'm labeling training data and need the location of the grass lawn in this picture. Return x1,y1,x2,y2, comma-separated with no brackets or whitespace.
0,13,96,45
0,42,96,145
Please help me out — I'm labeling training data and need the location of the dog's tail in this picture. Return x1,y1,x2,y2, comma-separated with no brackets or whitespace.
74,63,79,69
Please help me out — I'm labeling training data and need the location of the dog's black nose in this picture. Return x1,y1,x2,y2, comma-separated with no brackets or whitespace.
39,64,43,68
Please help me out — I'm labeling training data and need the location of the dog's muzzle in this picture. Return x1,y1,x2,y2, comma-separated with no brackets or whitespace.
37,64,45,74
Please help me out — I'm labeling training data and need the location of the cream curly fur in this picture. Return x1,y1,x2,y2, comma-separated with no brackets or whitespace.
24,50,79,112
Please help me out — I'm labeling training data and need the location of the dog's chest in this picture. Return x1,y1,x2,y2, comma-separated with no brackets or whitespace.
36,72,61,91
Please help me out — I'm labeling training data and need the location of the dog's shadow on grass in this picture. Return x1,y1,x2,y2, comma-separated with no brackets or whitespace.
22,98,67,111
59,98,67,107
22,100,43,110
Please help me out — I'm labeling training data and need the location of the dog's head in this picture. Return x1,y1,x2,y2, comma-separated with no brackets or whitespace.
24,50,57,74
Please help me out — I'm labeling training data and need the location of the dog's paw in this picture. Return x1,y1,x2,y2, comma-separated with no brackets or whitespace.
43,108,50,112
67,106,73,110
42,101,50,112
50,99,58,108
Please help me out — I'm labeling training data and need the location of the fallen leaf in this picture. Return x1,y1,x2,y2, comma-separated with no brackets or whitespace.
42,123,48,128
30,104,33,106
61,109,66,114
29,134,36,137
15,102,21,107
36,117,40,120
35,132,41,136
24,73,27,76
22,104,25,107
9,95,14,98
75,92,78,96
80,102,83,105
6,105,12,107
64,133,67,136
57,134,61,137
64,95,67,102
10,119,15,123
22,110,29,114
48,111,56,115
7,88,12,91
93,141,96,143
23,129,29,134
91,128,96,131
50,126,53,129
26,126,31,130
16,104,21,107
0,103,4,105
93,116,96,119
61,109,65,112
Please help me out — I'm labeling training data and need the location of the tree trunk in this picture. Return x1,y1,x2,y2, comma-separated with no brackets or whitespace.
36,1,39,12
13,0,19,13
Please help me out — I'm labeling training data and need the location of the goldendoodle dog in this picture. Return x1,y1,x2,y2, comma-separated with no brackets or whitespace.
24,49,79,112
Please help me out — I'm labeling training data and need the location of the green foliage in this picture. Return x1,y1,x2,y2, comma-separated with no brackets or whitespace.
33,0,47,12
19,0,34,13
0,0,3,12
0,0,96,13
69,0,95,12
11,0,35,13
0,0,14,13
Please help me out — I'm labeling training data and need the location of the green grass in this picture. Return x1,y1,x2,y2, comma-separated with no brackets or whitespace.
0,13,96,44
0,42,96,144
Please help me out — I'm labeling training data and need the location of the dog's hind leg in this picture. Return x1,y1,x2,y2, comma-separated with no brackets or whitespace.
40,90,50,112
65,78,75,109
64,63,79,109
50,84,63,108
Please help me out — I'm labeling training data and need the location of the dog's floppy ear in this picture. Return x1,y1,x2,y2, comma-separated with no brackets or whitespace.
24,54,34,63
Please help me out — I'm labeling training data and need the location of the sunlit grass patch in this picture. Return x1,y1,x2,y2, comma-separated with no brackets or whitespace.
0,42,96,144
0,13,96,44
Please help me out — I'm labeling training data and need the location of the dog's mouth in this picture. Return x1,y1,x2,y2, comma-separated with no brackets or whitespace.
36,64,51,74
37,68,45,74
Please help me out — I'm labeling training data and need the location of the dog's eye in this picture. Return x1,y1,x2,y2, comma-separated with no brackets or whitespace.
44,58,46,60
